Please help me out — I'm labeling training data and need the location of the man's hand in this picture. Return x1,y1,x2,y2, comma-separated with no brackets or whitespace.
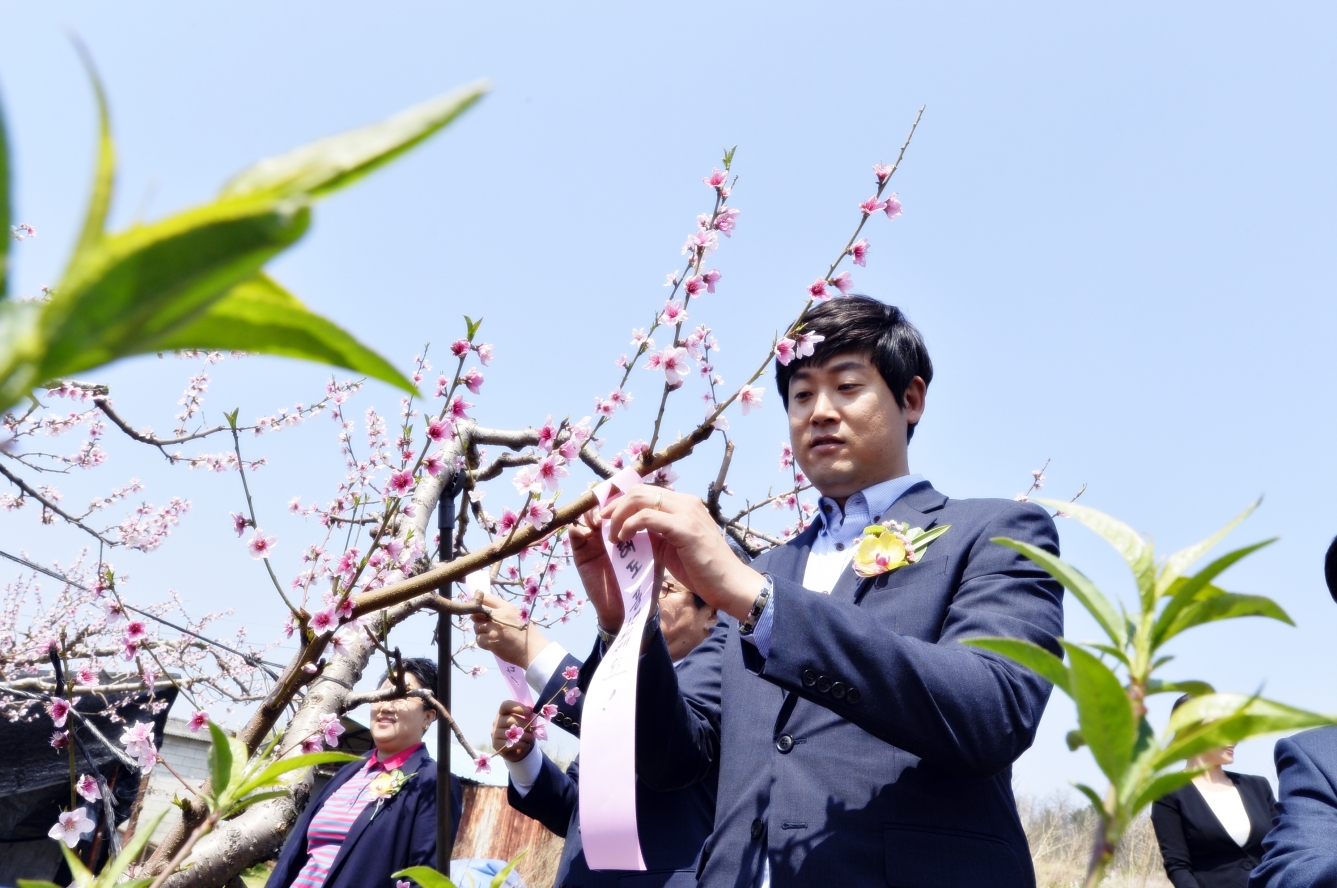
471,592,550,669
492,700,537,763
602,485,763,623
569,508,625,635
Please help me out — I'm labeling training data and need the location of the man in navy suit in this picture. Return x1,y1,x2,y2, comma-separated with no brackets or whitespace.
1248,538,1337,887
580,295,1065,888
475,577,720,888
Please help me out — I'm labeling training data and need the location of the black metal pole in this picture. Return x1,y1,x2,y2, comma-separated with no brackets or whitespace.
436,474,463,872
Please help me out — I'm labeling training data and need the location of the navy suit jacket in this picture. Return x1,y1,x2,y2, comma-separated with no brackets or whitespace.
266,745,463,888
604,482,1064,888
506,652,717,888
1250,726,1337,887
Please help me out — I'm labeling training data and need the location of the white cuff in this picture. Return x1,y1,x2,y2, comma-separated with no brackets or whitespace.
505,745,545,798
526,642,569,696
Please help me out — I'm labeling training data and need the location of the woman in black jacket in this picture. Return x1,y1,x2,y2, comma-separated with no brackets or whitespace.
1151,698,1277,888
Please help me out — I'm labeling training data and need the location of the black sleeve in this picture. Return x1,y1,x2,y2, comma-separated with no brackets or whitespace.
1151,792,1205,888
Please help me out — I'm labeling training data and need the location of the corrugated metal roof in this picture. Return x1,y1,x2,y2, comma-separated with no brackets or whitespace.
455,784,565,888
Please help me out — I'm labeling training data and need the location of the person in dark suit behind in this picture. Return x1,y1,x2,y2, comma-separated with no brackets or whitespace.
1247,538,1337,887
266,658,463,888
574,295,1065,888
1152,696,1277,888
475,571,721,888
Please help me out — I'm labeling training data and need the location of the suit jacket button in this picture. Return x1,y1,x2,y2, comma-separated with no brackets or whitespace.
816,676,832,694
830,681,846,700
751,818,765,840
846,687,862,704
776,734,795,754
801,669,817,687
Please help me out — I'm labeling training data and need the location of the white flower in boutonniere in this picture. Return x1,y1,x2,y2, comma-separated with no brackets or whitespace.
367,768,414,820
852,521,951,578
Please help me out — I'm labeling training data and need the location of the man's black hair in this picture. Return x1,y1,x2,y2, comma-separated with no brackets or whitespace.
1326,536,1337,604
775,295,933,441
378,656,438,708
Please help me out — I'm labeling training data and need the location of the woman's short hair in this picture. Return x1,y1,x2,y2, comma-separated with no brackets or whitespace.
378,656,438,702
773,295,934,440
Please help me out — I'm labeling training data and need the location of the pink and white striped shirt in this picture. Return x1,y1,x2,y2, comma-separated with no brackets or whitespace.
290,744,423,888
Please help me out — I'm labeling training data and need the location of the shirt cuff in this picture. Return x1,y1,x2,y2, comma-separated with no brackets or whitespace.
525,643,569,696
505,745,545,798
741,593,775,658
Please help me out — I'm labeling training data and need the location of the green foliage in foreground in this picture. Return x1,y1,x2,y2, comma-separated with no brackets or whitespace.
19,722,358,888
0,48,488,415
965,500,1335,886
395,850,525,888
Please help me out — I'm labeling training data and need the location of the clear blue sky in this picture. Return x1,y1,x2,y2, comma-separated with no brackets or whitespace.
3,3,1336,799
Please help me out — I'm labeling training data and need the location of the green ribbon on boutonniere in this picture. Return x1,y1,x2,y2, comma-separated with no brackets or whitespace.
851,521,951,578
367,768,414,820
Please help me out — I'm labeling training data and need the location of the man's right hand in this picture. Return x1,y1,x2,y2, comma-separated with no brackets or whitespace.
471,592,550,668
569,508,625,635
493,700,537,763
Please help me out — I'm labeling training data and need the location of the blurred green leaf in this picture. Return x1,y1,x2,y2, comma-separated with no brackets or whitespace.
38,198,310,383
16,881,62,888
1063,641,1136,785
58,843,94,887
490,851,526,888
227,788,291,814
1,88,10,299
222,82,488,202
237,749,361,799
1146,678,1216,698
1066,730,1086,751
1158,693,1334,768
1152,540,1276,647
993,536,1126,648
1089,643,1132,669
1037,499,1155,608
1073,783,1109,822
963,636,1070,690
392,866,458,888
141,273,415,393
1158,593,1293,646
1154,500,1259,600
1129,770,1200,817
95,810,166,887
207,721,234,808
71,43,115,258
0,299,43,406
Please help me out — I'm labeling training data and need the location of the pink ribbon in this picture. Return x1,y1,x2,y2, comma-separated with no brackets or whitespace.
578,467,657,871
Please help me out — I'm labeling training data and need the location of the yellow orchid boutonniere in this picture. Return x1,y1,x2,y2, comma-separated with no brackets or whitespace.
367,768,414,820
852,521,951,578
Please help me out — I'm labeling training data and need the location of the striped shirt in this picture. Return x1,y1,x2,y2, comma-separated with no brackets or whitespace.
290,743,423,888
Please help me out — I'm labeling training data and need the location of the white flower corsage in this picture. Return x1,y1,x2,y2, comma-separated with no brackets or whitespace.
852,521,950,578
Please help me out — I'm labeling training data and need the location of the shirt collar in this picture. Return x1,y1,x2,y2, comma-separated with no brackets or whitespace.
369,742,423,773
815,474,926,548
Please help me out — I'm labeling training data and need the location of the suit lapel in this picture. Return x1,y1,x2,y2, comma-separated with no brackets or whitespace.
838,481,947,605
327,746,429,881
763,522,819,584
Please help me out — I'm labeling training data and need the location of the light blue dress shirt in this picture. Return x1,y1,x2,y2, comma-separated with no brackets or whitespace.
744,474,925,657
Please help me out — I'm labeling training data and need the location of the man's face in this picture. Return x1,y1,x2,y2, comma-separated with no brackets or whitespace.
786,352,925,504
658,574,716,662
370,671,435,756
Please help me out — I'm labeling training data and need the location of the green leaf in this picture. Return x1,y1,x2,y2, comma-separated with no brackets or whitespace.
1089,643,1132,669
227,734,250,795
70,41,115,258
1,87,10,299
1154,499,1260,599
224,408,240,430
490,851,526,888
1157,693,1336,769
962,637,1070,691
1072,783,1110,822
138,273,415,393
1152,540,1277,647
16,881,62,888
0,299,43,411
992,536,1126,648
910,524,951,550
59,843,94,887
1129,769,1201,817
464,315,482,342
237,750,361,798
1066,730,1086,751
1037,499,1156,609
39,196,310,383
221,82,488,202
207,721,234,807
391,866,458,888
95,810,166,888
1158,593,1293,646
1062,641,1137,785
1146,678,1216,697
227,788,292,815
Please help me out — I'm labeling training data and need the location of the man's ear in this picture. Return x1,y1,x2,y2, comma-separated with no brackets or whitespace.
902,376,927,424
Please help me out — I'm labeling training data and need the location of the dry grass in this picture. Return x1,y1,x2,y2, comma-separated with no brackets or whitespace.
1019,793,1171,888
